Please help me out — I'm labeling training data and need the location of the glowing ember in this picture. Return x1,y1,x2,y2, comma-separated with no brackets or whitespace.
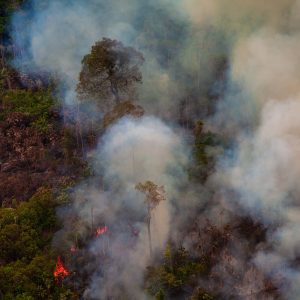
54,256,69,279
96,225,108,237
70,245,77,252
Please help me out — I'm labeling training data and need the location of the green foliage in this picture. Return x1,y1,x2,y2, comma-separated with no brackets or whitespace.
189,120,225,182
0,255,74,300
0,189,57,263
0,256,55,299
146,245,210,299
0,188,77,299
193,121,221,166
1,88,58,132
17,188,57,232
77,38,144,106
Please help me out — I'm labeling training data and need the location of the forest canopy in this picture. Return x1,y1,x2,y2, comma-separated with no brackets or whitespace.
0,0,297,299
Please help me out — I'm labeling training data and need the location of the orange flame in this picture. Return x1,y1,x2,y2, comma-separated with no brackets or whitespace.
54,256,69,279
96,225,108,237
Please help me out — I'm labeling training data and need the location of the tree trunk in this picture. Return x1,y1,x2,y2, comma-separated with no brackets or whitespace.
147,207,153,258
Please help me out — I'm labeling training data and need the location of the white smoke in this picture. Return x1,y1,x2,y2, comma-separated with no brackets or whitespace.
203,1,300,297
217,98,300,298
11,0,300,298
68,116,189,298
12,0,227,120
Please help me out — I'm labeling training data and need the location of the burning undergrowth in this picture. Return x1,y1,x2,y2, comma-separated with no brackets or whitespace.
52,116,189,298
10,0,300,299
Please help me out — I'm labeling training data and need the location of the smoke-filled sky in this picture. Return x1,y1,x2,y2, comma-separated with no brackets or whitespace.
11,0,300,299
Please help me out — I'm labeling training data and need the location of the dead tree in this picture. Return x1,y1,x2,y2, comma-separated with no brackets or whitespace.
135,181,166,257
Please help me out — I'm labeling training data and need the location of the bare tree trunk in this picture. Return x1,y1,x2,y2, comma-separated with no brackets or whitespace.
147,207,153,258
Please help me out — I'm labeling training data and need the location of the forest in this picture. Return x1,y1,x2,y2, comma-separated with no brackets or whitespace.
0,1,300,299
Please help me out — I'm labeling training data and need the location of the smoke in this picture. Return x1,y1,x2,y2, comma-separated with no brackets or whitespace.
12,0,228,120
217,97,300,298
174,0,300,298
58,116,188,298
201,0,300,298
96,116,188,255
183,0,294,31
11,0,300,298
12,1,198,297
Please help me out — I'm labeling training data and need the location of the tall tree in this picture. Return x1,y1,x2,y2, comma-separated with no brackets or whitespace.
135,181,166,257
77,38,144,107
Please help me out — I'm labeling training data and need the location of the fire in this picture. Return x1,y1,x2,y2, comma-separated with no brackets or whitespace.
54,256,69,279
70,245,77,252
96,225,108,237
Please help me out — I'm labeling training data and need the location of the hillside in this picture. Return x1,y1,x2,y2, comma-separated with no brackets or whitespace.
0,1,299,300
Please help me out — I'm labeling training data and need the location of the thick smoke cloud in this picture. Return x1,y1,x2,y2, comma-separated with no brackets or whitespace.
12,0,227,119
64,116,188,298
99,116,188,192
11,0,300,298
179,0,300,298
183,0,294,30
197,0,300,298
219,98,300,298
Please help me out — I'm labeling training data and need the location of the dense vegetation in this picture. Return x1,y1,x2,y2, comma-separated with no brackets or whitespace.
0,2,280,300
0,189,78,299
0,4,84,298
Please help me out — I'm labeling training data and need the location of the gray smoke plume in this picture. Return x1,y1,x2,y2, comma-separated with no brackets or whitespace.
12,0,227,119
65,116,188,299
195,1,300,298
11,0,300,298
